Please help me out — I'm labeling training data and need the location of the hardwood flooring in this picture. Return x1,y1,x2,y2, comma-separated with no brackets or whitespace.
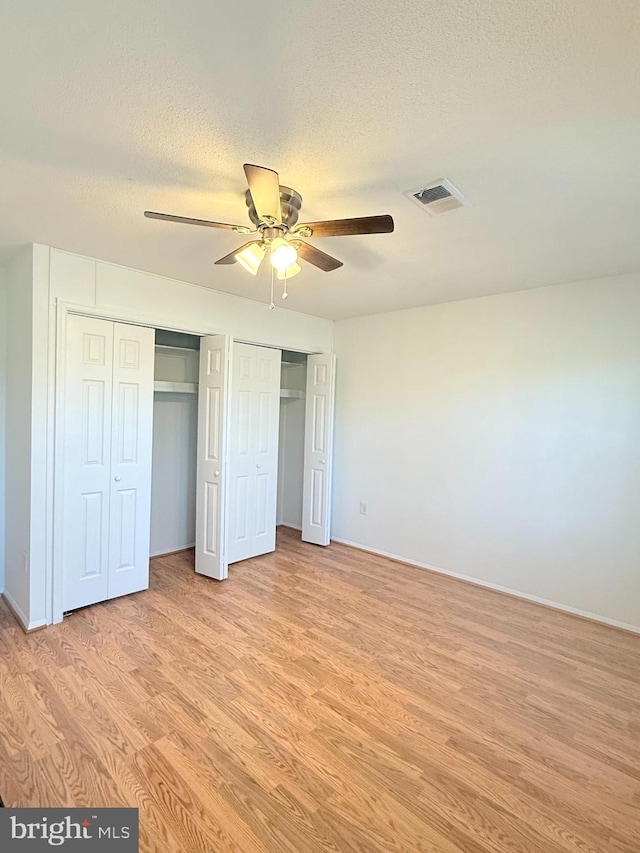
1,527,639,852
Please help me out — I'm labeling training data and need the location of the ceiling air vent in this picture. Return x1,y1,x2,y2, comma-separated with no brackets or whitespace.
404,178,468,216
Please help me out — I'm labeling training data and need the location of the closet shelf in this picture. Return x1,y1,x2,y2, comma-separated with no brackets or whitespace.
155,344,198,355
280,389,305,399
154,381,198,394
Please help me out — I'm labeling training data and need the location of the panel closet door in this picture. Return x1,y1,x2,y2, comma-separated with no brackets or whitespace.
302,353,336,546
107,323,155,599
62,315,154,612
227,343,282,564
62,315,113,611
195,335,232,581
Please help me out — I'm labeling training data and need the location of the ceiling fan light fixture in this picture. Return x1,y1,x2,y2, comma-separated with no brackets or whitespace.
235,242,266,275
276,262,301,280
146,163,394,300
269,237,298,272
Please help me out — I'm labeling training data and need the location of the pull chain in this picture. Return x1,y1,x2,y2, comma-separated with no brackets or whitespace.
269,265,275,310
282,268,288,300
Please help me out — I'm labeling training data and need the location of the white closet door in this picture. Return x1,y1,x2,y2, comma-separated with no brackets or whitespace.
195,335,231,580
302,353,336,546
62,317,154,611
107,323,155,600
62,315,114,611
228,344,282,565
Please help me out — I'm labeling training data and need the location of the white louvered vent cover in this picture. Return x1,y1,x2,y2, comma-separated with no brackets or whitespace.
404,179,468,216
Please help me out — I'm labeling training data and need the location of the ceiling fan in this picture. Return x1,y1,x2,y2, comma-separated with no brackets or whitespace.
144,163,394,301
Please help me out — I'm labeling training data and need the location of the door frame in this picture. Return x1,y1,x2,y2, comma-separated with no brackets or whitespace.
50,300,323,624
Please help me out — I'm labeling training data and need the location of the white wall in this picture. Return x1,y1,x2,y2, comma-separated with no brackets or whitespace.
333,273,640,632
3,246,34,625
23,245,334,626
0,266,6,592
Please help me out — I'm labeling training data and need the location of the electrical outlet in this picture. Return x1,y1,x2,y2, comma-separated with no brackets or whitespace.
359,501,368,515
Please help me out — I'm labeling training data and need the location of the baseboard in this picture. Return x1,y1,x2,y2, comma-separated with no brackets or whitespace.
277,523,302,532
2,590,48,633
150,544,195,558
331,537,640,636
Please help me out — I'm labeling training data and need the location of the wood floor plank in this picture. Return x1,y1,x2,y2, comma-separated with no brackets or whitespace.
154,734,272,853
1,527,639,852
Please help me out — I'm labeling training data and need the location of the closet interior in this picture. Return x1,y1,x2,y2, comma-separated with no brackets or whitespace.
150,339,309,563
277,350,308,533
150,330,200,557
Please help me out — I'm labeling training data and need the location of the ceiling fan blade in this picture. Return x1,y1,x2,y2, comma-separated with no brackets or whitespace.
295,240,343,272
297,214,394,238
144,211,250,231
243,164,282,224
214,241,261,265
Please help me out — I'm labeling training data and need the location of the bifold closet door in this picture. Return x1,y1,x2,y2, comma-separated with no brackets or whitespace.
62,315,154,612
302,353,336,546
106,322,155,599
227,343,282,564
195,335,232,580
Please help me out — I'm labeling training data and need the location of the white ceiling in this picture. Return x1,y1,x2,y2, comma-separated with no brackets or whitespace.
0,0,638,320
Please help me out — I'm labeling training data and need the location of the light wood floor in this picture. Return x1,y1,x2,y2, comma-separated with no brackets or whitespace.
1,528,639,852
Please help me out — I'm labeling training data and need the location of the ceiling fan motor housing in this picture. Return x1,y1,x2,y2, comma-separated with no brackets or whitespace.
245,186,302,229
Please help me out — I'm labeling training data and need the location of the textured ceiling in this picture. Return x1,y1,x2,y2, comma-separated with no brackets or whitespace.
0,0,639,319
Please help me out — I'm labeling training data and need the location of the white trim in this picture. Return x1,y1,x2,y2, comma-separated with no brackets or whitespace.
150,543,195,558
43,245,54,627
51,299,68,623
277,523,302,532
331,537,640,636
63,301,206,336
3,590,47,631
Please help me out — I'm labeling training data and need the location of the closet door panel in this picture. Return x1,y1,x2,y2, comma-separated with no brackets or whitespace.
113,488,137,569
227,344,281,564
251,352,281,557
62,315,113,611
228,348,256,564
302,354,336,546
108,323,155,599
255,472,270,536
195,335,232,580
236,476,251,538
